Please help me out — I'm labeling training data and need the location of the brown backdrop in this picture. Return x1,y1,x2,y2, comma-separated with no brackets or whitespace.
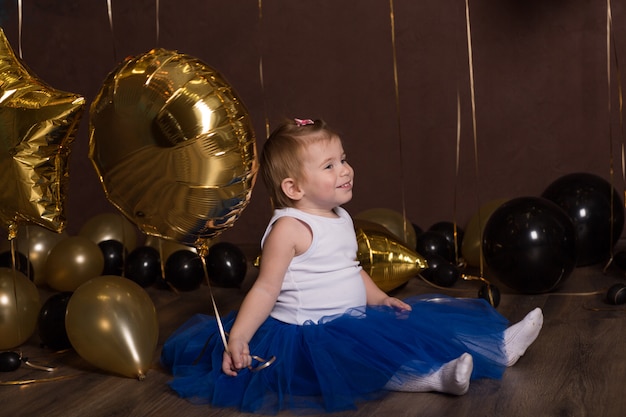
1,0,624,247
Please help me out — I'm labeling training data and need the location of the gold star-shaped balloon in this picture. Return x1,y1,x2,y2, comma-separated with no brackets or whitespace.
0,28,85,235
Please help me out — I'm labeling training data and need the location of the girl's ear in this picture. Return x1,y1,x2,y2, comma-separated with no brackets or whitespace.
281,178,303,200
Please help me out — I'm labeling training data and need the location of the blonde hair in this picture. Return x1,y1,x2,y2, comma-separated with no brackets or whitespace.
260,119,340,208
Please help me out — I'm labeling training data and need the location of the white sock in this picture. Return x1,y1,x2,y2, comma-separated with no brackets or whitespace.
503,307,543,366
385,352,473,395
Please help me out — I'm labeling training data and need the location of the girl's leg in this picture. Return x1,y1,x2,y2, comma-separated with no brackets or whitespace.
503,307,543,366
385,352,473,395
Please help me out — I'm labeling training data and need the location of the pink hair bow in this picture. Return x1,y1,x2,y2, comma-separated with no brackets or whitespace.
294,118,314,126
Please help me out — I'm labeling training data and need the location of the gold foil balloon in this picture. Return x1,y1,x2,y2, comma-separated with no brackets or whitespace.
461,198,509,267
65,275,159,380
355,208,417,251
0,28,85,233
45,236,105,291
0,268,40,349
89,48,258,253
79,212,138,251
355,219,427,292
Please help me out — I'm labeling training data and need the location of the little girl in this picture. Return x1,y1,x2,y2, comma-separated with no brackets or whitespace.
161,118,543,414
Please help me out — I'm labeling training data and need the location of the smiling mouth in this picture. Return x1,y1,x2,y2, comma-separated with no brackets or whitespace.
338,181,352,189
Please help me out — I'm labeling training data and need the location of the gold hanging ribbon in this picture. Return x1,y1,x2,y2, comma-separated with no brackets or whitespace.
258,0,270,138
388,0,411,245
106,0,117,61
463,0,485,277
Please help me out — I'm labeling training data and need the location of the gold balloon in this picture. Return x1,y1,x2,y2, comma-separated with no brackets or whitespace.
0,225,68,285
45,236,105,291
355,208,417,251
89,48,258,253
65,275,159,380
0,268,40,349
79,212,138,251
461,198,509,267
0,28,85,233
355,219,427,293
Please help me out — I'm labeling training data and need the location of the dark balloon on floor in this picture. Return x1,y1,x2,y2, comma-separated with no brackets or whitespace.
420,254,459,287
542,172,624,266
164,250,204,291
205,242,247,288
0,250,33,281
37,291,73,351
124,246,161,287
428,221,464,259
478,283,501,308
415,231,454,262
483,197,577,294
0,351,21,372
606,283,626,305
98,240,126,276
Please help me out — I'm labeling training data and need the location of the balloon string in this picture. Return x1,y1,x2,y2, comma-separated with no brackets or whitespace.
388,0,410,245
197,253,275,372
258,0,270,138
8,221,21,346
464,0,484,277
107,0,118,62
0,374,81,386
453,92,461,265
17,0,22,58
604,0,616,272
155,0,160,46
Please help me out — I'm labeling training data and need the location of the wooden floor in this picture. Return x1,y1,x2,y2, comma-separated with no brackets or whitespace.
3,243,626,417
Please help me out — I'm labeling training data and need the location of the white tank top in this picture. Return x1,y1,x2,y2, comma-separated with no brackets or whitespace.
261,207,366,325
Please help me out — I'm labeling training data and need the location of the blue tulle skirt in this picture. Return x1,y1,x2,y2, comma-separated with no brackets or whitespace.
161,294,509,414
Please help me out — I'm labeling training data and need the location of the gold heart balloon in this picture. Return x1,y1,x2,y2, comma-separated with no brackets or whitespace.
0,28,85,235
89,48,257,254
355,219,428,292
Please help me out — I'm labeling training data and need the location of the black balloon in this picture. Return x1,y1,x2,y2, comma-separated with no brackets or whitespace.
124,246,161,287
412,223,424,240
0,250,33,280
478,283,501,308
164,250,204,291
542,172,624,266
420,254,459,287
483,197,577,294
415,231,454,262
98,240,126,276
205,242,247,288
37,291,73,351
428,221,464,258
0,351,21,372
606,283,626,305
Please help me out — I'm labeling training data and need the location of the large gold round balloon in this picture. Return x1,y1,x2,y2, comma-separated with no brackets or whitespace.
0,28,85,233
355,219,427,293
0,268,40,349
89,48,257,252
65,275,159,380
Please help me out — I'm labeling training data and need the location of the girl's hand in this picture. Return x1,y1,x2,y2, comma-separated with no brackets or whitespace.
222,337,251,376
381,296,412,311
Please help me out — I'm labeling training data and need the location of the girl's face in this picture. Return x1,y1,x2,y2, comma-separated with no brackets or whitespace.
295,136,354,214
